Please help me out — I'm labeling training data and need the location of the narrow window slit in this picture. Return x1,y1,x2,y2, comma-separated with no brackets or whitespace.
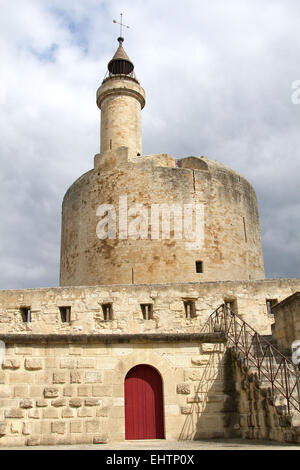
59,306,71,323
20,307,31,323
266,299,278,315
102,303,113,321
141,304,153,320
195,261,203,273
184,300,196,319
243,217,247,243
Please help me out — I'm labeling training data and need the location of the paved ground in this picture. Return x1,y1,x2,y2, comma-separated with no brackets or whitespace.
2,439,300,450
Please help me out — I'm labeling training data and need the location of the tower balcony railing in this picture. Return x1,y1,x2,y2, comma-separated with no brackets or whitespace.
102,69,137,81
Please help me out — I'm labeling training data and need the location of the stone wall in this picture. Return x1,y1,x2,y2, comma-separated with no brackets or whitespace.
97,76,145,158
1,279,300,336
60,151,265,287
272,293,300,352
228,348,300,443
0,334,227,447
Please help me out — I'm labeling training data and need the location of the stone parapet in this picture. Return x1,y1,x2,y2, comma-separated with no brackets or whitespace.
1,279,300,335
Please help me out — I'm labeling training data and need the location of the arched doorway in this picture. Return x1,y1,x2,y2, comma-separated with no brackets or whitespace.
124,364,165,440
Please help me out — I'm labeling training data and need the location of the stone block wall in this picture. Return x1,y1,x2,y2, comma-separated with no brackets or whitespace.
60,152,265,287
0,335,229,447
1,279,300,336
96,76,145,158
227,348,300,444
272,293,300,352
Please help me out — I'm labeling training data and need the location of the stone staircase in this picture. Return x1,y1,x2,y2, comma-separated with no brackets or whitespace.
261,334,291,358
205,305,300,443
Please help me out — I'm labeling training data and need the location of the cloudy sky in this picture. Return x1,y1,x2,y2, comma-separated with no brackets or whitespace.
0,0,300,289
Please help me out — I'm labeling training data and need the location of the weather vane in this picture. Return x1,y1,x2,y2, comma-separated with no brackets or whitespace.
113,13,130,38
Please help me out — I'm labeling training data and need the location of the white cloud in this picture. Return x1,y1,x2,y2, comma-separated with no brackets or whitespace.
0,0,300,288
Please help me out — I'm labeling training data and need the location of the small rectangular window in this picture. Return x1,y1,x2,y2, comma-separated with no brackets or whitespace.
184,300,196,319
266,299,278,315
141,304,153,320
195,261,203,273
59,306,71,323
20,307,31,323
102,304,113,321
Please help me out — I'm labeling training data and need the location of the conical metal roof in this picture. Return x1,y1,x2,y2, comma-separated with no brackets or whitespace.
108,37,134,75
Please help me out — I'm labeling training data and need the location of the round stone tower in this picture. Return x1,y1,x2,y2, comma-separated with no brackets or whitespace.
96,37,145,158
60,38,265,287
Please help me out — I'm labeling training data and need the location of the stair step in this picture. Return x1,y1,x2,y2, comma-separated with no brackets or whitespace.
209,306,299,414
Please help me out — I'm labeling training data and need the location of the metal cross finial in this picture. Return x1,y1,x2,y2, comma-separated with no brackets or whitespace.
113,13,130,38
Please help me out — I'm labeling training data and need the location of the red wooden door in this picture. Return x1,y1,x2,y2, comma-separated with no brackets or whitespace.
124,364,164,440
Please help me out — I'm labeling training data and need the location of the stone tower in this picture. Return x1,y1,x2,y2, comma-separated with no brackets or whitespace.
96,37,145,158
60,37,265,286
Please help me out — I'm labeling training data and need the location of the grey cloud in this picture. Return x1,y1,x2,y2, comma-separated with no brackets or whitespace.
0,0,300,288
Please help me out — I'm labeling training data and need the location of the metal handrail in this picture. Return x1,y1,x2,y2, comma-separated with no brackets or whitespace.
204,304,300,414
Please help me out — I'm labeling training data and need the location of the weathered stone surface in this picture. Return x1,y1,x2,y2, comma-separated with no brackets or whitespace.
0,422,7,436
25,358,43,371
201,343,224,353
176,383,191,395
77,358,95,369
42,408,59,419
28,409,40,419
85,371,103,383
69,398,82,408
63,385,73,397
96,407,108,418
51,398,66,407
92,385,112,397
44,387,59,398
184,369,204,381
77,407,93,418
14,385,29,397
0,279,299,336
96,76,144,157
62,407,74,418
85,420,100,433
29,385,43,397
70,421,82,433
39,437,57,446
201,343,215,353
53,372,66,384
20,399,34,409
0,285,299,449
26,438,40,446
36,399,48,408
187,395,205,404
207,394,223,403
70,371,83,384
191,356,210,366
272,293,300,352
51,421,66,434
11,422,20,434
78,385,90,397
93,435,108,444
4,408,24,419
2,359,20,370
62,143,265,288
60,358,76,369
0,386,11,398
85,398,100,407
22,422,31,436
181,406,192,415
